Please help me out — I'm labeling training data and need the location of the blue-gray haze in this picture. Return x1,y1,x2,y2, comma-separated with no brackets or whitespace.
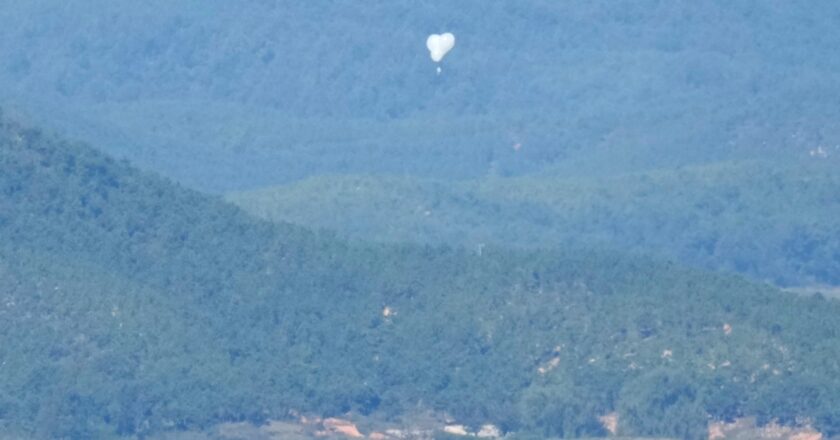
1,0,839,190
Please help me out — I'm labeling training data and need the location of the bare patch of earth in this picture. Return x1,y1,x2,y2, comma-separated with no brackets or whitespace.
145,414,826,440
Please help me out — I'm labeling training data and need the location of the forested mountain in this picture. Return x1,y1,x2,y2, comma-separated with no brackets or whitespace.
2,1,840,190
3,114,840,439
227,160,840,287
4,0,837,289
3,1,840,439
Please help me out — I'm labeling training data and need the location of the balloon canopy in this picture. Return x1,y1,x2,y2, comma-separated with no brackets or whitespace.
426,33,455,63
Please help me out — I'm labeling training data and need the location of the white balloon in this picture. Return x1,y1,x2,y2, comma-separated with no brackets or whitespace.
426,33,455,63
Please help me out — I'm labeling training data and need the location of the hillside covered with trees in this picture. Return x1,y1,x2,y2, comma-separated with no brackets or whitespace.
3,0,837,295
228,160,840,287
3,114,840,439
2,2,840,439
2,0,840,191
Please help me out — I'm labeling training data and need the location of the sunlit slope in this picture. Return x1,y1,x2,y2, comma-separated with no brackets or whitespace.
3,1,840,190
228,160,840,286
3,114,840,439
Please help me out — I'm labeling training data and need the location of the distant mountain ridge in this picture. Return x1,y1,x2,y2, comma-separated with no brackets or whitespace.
2,112,840,439
227,160,840,287
2,1,840,190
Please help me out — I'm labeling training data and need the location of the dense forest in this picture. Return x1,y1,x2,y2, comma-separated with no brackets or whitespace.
2,1,840,439
3,0,838,294
1,0,840,191
228,160,840,287
3,113,840,439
